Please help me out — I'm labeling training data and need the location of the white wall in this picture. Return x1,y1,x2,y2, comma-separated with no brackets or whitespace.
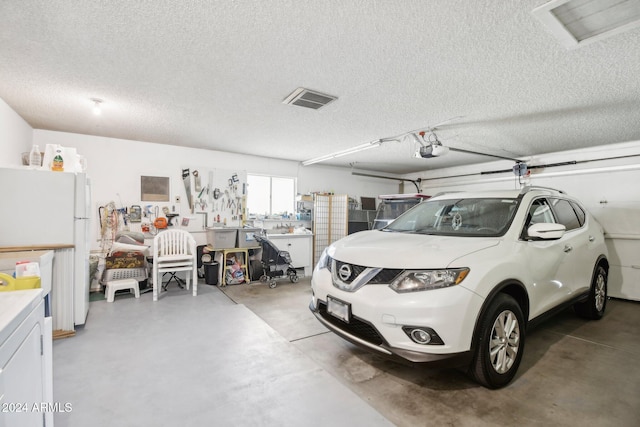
32,130,398,206
32,130,398,247
0,97,33,166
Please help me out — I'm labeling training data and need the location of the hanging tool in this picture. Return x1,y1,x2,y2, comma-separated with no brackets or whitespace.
98,205,109,240
208,171,214,203
129,205,142,222
166,213,179,226
182,168,194,213
154,217,168,229
197,185,207,200
193,170,202,192
196,212,208,230
117,208,129,228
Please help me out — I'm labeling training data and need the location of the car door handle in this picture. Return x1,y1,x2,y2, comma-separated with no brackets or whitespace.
563,245,573,253
588,235,595,242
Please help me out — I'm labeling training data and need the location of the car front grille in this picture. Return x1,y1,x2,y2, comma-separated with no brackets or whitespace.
370,268,403,284
330,257,403,285
318,301,386,346
334,260,365,283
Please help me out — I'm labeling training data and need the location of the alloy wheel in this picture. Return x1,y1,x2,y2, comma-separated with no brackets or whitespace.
489,310,520,374
595,273,606,312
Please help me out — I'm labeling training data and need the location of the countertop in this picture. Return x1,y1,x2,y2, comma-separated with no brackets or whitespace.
266,233,313,238
0,244,74,253
0,288,43,344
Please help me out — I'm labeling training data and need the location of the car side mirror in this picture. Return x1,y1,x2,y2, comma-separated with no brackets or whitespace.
527,222,566,240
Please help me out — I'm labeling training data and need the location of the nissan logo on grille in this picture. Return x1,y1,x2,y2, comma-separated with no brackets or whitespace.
338,264,353,281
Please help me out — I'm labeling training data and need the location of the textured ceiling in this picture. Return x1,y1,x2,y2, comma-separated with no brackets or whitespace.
1,0,639,174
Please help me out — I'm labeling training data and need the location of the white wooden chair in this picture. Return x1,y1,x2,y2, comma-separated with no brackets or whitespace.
152,229,197,301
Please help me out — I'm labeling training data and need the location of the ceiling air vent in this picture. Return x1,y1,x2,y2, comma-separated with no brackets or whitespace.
283,88,337,110
533,0,640,49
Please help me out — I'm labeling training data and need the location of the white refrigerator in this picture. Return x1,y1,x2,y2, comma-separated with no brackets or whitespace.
0,166,92,327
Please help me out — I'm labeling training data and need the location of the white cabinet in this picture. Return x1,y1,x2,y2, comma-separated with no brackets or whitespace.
267,234,313,276
0,289,53,427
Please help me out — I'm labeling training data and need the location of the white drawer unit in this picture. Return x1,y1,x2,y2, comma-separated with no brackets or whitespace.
0,289,53,427
267,234,313,276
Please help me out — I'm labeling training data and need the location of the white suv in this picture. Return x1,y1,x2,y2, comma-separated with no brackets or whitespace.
309,187,608,388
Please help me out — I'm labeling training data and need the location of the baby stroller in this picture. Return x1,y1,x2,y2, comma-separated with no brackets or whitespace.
254,234,299,288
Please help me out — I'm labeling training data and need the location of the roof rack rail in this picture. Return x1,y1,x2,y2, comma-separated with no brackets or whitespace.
519,185,565,195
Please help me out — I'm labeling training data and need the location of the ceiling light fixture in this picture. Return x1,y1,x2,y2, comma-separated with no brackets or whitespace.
302,140,384,166
91,98,103,115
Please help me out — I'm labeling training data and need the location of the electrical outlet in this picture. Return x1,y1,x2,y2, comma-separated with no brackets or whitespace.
175,196,181,203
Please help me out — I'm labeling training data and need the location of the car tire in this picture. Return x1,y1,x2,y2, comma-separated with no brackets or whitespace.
470,293,525,389
574,265,607,320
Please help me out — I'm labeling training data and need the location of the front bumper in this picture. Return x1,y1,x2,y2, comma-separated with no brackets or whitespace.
309,299,473,368
309,267,483,367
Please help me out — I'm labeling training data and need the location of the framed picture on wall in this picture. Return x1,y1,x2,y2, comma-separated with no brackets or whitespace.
141,176,170,202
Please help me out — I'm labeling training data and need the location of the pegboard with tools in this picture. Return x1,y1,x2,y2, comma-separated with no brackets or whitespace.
180,167,247,229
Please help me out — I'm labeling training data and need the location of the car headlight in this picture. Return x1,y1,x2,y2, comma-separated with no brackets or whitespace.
315,247,331,271
389,268,470,293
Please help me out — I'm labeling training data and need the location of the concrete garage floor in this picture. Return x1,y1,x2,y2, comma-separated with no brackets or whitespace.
53,278,640,426
221,278,640,427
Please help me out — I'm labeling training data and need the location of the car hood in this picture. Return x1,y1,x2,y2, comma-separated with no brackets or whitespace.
328,230,500,269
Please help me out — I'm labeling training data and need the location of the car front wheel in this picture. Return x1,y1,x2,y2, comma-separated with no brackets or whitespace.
470,293,525,389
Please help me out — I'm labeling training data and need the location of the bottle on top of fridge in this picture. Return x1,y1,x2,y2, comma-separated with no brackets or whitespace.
51,147,64,171
29,144,41,168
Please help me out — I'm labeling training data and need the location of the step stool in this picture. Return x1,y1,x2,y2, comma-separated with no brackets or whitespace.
105,278,140,302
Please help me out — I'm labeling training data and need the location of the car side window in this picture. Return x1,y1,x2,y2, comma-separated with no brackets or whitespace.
570,201,586,226
525,198,554,227
550,198,581,231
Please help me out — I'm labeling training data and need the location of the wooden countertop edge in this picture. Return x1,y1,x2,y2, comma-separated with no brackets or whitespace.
0,244,75,253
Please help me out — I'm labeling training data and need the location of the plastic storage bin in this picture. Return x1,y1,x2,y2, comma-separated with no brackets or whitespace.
0,273,41,292
237,228,261,248
206,227,238,249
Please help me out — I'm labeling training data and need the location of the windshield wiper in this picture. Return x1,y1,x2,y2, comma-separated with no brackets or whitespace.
414,227,437,234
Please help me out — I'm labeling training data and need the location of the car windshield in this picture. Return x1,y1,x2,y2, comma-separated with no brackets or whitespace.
376,199,422,221
385,197,519,237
